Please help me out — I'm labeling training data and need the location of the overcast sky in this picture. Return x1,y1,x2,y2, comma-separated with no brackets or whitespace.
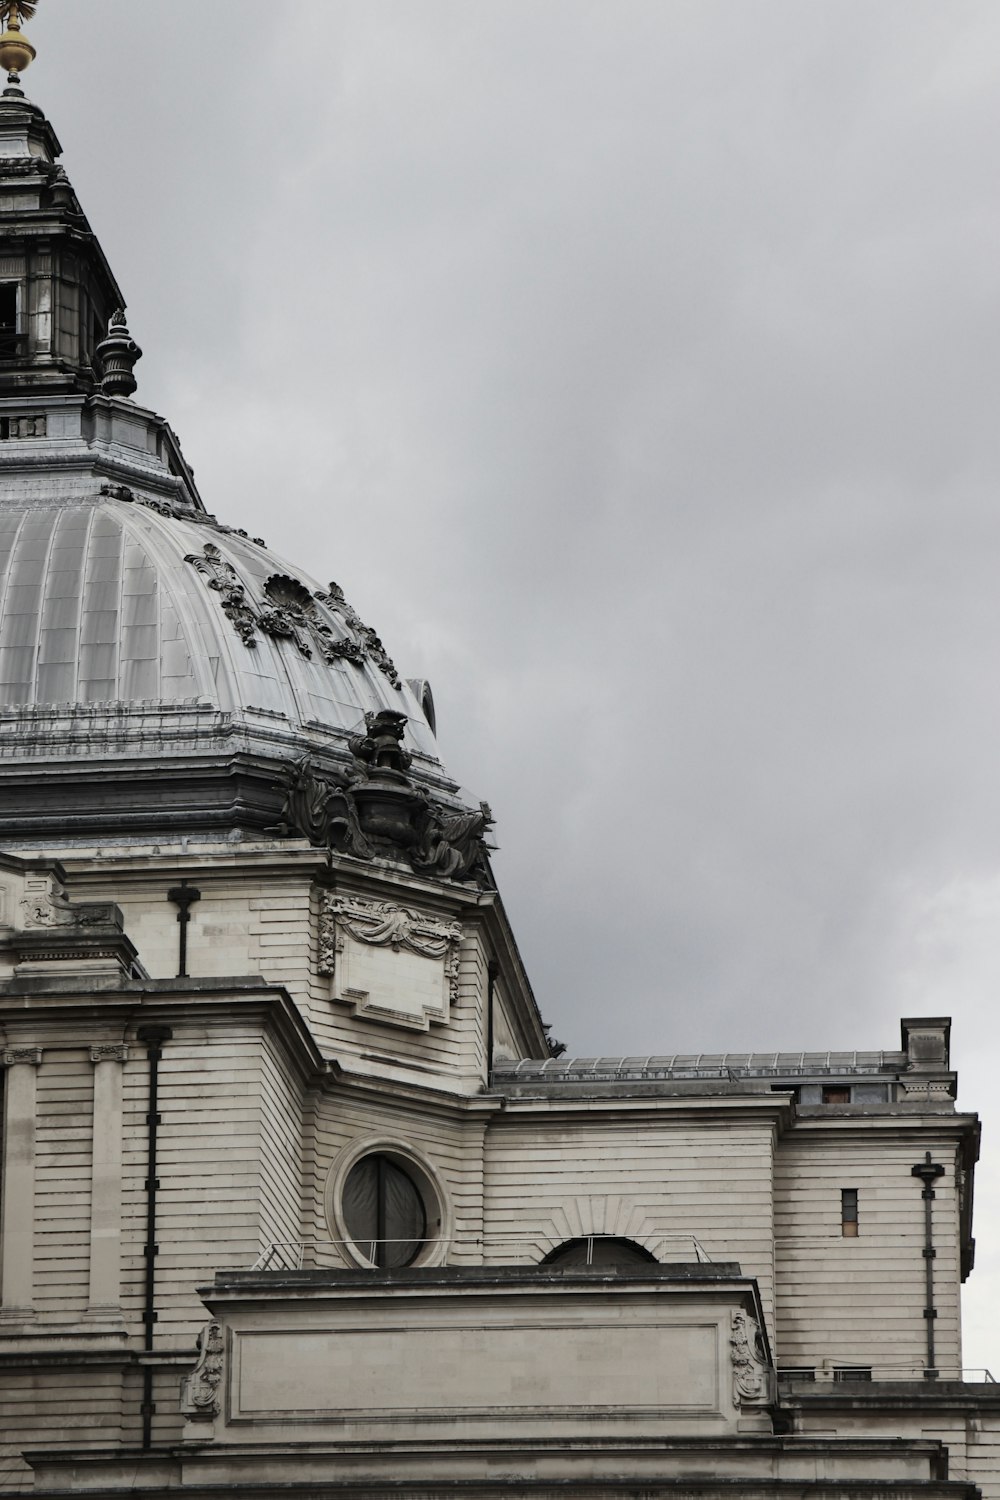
30,0,1000,1368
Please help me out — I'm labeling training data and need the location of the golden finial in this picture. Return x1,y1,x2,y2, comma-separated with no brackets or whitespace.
0,3,38,81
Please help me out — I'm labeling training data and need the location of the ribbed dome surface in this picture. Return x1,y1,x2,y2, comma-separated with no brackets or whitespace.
0,494,438,763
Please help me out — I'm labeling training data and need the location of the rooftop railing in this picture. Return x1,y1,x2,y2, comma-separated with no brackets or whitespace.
250,1233,714,1272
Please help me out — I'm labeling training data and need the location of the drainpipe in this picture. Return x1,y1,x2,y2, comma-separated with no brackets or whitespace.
912,1151,944,1379
137,1024,172,1448
487,961,498,1085
167,880,200,978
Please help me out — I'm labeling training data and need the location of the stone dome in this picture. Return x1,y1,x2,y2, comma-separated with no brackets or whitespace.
0,83,484,868
0,490,438,765
0,489,466,851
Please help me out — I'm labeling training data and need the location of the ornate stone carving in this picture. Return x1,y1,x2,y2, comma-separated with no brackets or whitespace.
314,581,402,688
411,797,493,882
95,309,142,398
3,1047,42,1067
20,896,57,927
258,573,366,665
99,481,136,504
279,756,374,861
730,1308,769,1406
180,1320,224,1419
543,1024,567,1059
280,744,494,887
258,574,314,657
317,906,338,976
184,543,258,648
99,483,265,543
330,897,462,965
19,884,118,931
320,894,463,1026
90,1044,128,1064
349,709,411,777
184,553,379,667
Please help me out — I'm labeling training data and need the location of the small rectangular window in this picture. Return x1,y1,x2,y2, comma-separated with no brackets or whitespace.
841,1187,859,1237
823,1085,852,1104
0,283,18,359
780,1367,816,1382
833,1366,872,1383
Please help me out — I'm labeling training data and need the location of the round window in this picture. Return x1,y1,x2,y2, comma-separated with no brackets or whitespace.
342,1153,427,1268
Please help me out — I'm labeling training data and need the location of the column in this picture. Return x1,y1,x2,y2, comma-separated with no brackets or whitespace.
87,1045,127,1322
0,1046,42,1322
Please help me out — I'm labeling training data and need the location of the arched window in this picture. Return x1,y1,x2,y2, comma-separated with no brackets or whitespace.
341,1153,427,1268
541,1236,657,1270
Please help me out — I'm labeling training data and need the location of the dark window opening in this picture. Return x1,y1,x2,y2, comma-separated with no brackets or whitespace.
0,414,45,440
833,1366,872,1383
0,284,20,359
541,1236,658,1270
779,1367,816,1382
823,1086,852,1105
342,1153,426,1269
841,1188,859,1238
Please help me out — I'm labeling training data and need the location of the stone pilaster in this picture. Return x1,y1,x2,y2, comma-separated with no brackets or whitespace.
0,1046,42,1322
86,1045,127,1323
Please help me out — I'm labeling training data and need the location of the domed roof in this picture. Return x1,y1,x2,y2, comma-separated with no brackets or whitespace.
0,82,476,860
0,490,439,768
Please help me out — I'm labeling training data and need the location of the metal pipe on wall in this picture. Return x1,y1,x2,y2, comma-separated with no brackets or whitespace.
912,1151,945,1380
137,1024,172,1448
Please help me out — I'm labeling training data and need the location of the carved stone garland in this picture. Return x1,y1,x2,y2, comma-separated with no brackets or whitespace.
319,895,462,1002
319,895,463,1030
182,550,399,687
314,582,401,688
103,483,267,546
184,543,258,648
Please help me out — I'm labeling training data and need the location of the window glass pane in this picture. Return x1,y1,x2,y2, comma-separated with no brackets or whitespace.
343,1154,426,1269
543,1236,656,1269
343,1156,379,1259
382,1158,426,1268
841,1187,859,1237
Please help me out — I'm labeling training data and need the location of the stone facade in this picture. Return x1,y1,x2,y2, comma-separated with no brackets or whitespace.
0,36,995,1500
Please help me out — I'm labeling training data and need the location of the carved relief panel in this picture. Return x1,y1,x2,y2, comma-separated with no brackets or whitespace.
319,894,462,1032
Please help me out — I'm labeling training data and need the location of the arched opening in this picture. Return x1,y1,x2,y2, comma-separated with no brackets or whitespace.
541,1236,658,1270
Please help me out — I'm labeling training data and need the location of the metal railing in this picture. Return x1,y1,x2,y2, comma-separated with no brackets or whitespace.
778,1364,996,1384
251,1233,713,1272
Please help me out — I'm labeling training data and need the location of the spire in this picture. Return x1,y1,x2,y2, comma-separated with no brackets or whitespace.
0,1,133,398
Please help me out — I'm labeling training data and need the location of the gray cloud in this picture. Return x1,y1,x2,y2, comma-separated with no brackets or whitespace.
33,0,1000,1371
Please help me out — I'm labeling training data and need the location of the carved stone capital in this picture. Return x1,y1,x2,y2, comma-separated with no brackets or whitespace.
90,1044,129,1065
3,1047,42,1068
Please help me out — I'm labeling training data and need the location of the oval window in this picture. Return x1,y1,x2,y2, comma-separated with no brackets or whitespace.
342,1153,427,1268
